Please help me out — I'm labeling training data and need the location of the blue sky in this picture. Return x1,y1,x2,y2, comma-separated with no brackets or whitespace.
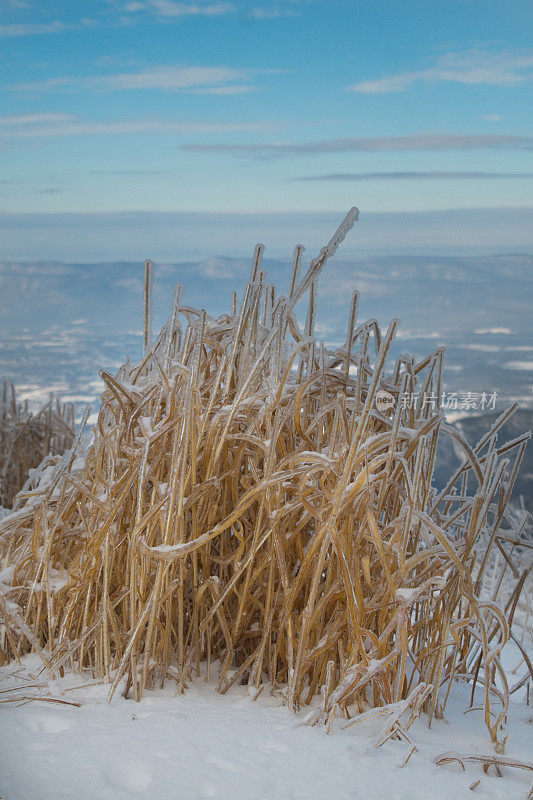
1,0,532,256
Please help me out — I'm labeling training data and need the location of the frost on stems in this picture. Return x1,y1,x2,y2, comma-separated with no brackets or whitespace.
0,209,530,753
144,259,154,355
0,382,75,509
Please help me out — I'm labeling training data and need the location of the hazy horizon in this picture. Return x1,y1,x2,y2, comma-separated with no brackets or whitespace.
2,207,533,262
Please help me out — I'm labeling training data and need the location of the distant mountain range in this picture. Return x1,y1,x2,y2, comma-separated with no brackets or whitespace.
1,252,532,338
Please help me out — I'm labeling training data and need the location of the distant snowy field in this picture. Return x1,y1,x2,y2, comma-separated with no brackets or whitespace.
1,254,532,417
1,645,531,800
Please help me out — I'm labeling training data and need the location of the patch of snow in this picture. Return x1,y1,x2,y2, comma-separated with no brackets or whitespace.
458,344,500,352
396,587,418,603
1,654,531,800
506,361,533,371
474,328,512,335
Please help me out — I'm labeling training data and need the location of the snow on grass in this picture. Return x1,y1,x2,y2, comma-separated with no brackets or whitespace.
1,653,531,800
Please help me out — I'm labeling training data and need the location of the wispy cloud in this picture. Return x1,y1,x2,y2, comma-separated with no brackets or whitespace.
293,171,533,182
121,0,318,19
118,0,327,21
94,65,247,91
250,8,285,18
0,116,280,140
88,169,166,176
0,18,96,37
189,84,257,95
246,0,326,18
13,65,254,93
249,6,301,18
122,1,235,17
0,113,72,127
183,133,533,158
348,49,533,93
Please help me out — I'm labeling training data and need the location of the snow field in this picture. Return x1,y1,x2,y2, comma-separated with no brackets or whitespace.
1,652,531,800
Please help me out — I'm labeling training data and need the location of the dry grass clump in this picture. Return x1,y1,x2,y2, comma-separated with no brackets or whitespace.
0,382,74,509
0,209,531,750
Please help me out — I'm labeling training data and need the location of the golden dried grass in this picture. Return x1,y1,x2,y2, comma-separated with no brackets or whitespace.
0,209,531,750
0,382,74,509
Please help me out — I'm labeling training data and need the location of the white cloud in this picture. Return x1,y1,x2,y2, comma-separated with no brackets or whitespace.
13,65,254,93
0,21,73,36
348,49,533,93
0,113,73,127
151,1,234,16
0,18,96,37
121,0,235,16
98,65,246,90
0,116,280,140
250,8,283,18
120,0,321,19
189,84,257,94
249,6,300,18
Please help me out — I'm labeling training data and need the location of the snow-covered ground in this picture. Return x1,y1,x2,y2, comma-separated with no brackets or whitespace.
1,648,531,800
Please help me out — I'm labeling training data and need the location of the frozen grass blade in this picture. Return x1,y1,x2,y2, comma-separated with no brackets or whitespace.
0,209,530,756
